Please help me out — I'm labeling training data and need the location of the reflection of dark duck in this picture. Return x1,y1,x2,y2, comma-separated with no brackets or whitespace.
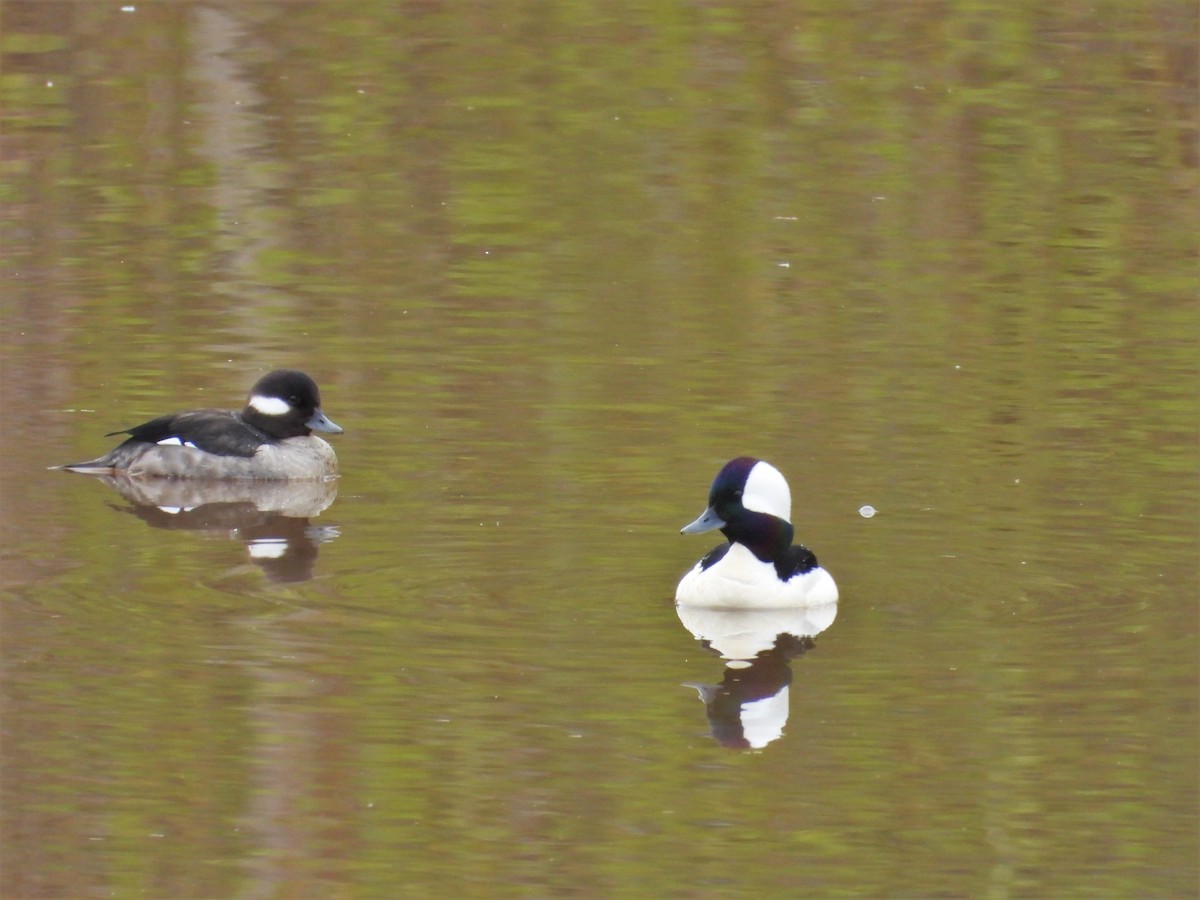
55,370,342,480
98,475,338,520
677,457,837,608
103,476,340,584
684,635,815,751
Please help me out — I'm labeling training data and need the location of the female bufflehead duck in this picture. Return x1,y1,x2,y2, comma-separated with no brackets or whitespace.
56,369,342,480
676,457,838,608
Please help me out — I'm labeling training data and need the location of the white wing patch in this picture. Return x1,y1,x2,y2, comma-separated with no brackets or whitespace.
248,539,288,559
156,437,199,448
248,394,291,416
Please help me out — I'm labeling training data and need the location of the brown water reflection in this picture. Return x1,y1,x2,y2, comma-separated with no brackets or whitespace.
3,2,1197,897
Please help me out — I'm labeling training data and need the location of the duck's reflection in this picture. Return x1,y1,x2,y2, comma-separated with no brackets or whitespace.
677,603,837,751
95,476,340,583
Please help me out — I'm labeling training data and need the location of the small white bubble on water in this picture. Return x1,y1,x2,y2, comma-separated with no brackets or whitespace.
858,505,877,518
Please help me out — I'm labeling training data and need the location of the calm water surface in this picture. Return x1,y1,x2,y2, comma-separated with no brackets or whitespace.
3,3,1197,898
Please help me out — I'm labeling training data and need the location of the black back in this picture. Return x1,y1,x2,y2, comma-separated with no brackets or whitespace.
697,540,821,582
108,410,270,458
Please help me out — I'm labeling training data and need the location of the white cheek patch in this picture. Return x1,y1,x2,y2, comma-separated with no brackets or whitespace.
249,394,291,416
156,437,199,449
742,461,792,522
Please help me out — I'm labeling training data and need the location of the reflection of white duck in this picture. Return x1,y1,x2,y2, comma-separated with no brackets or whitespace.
682,632,821,751
676,603,837,660
678,607,836,751
676,457,838,608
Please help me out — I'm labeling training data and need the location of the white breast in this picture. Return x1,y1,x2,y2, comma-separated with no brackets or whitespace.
675,543,839,609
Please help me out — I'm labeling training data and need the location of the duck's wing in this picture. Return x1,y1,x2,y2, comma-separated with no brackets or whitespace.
108,409,266,458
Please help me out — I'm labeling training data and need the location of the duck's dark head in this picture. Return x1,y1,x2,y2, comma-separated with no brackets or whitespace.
681,456,794,559
244,369,343,439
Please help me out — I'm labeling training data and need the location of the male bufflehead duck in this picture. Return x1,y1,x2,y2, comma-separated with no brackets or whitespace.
56,369,343,480
676,457,838,608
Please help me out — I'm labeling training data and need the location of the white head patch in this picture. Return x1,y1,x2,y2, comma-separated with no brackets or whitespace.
248,394,291,416
742,460,792,522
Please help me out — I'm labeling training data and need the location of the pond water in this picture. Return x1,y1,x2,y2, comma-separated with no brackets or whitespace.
3,3,1197,897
